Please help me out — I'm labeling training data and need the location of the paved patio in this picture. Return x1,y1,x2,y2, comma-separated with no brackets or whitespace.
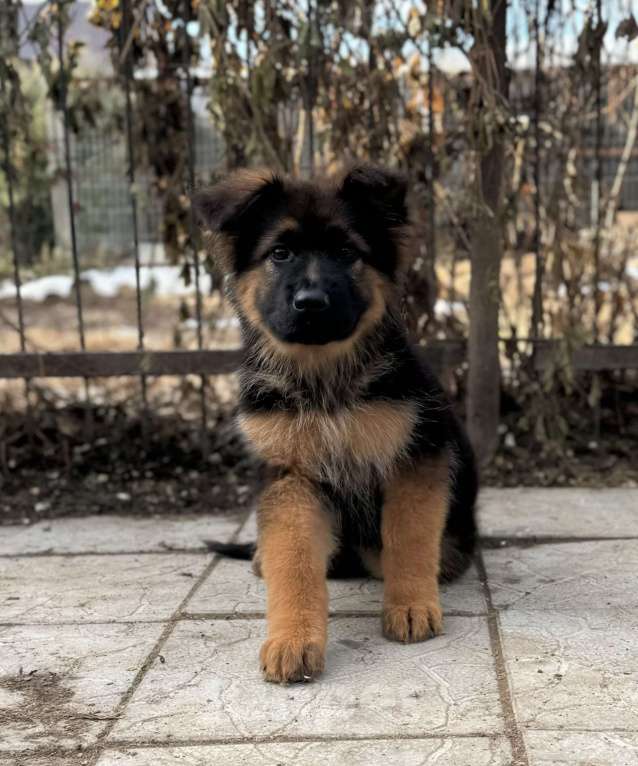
1,488,637,765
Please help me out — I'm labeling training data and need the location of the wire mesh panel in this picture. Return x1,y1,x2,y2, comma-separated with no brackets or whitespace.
46,90,224,261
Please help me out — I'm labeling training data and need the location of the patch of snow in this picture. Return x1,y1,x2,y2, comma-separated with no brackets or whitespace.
0,274,74,301
579,281,612,296
0,265,214,302
215,317,240,329
434,298,465,317
180,316,239,331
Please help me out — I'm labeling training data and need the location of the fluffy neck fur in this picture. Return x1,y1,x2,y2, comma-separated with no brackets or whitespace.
239,311,406,413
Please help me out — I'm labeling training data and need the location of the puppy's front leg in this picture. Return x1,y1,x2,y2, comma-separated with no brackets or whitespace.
258,473,333,682
381,456,448,642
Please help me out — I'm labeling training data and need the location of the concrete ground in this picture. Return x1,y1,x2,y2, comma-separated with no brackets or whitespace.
1,488,637,766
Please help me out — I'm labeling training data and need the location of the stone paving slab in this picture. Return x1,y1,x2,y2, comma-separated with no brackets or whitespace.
236,511,257,543
479,487,638,539
108,617,503,744
499,609,638,731
185,557,486,616
0,623,162,752
484,539,638,611
0,514,242,556
1,554,207,624
97,737,512,765
524,731,638,766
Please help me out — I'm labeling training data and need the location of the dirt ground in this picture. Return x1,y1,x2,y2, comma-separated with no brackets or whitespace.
0,368,266,526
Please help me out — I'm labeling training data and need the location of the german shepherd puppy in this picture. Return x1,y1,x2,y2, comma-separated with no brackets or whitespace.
194,165,478,683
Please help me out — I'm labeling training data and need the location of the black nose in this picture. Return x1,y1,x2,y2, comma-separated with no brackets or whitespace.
293,287,330,312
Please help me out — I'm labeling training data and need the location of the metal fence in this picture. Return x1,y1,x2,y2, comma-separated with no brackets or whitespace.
1,0,638,449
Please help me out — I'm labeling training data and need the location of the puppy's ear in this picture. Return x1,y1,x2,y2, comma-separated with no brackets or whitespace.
192,169,285,274
192,169,284,235
338,164,408,227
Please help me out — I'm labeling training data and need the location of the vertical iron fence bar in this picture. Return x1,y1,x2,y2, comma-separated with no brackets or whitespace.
592,0,604,438
365,1,376,159
120,0,148,414
1,77,27,353
592,0,603,341
531,0,544,339
57,7,86,351
1,70,33,429
182,0,209,458
304,0,316,175
426,30,437,317
57,3,92,435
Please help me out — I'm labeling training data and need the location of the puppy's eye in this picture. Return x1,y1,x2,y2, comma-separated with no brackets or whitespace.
339,246,357,260
269,246,293,263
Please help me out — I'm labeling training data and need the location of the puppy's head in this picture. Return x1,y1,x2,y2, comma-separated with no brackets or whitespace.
193,165,409,355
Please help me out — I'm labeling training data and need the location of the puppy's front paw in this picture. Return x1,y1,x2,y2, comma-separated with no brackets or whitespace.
383,602,443,643
260,635,325,683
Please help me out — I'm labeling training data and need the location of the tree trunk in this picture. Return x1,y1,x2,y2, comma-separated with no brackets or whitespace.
467,0,508,465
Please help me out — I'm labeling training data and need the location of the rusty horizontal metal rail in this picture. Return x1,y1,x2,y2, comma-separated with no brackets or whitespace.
0,344,465,379
0,350,244,378
533,344,638,371
0,342,635,380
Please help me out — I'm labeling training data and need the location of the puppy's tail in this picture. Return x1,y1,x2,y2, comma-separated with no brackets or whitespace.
203,540,256,560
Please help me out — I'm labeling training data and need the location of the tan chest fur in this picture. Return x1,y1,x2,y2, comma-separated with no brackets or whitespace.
238,401,417,488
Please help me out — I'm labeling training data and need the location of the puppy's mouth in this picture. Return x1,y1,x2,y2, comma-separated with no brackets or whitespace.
266,310,360,346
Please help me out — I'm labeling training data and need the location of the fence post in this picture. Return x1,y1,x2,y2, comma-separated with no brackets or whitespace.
466,0,508,465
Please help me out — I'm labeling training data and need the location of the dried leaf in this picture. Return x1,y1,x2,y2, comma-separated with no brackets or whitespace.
615,14,638,42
